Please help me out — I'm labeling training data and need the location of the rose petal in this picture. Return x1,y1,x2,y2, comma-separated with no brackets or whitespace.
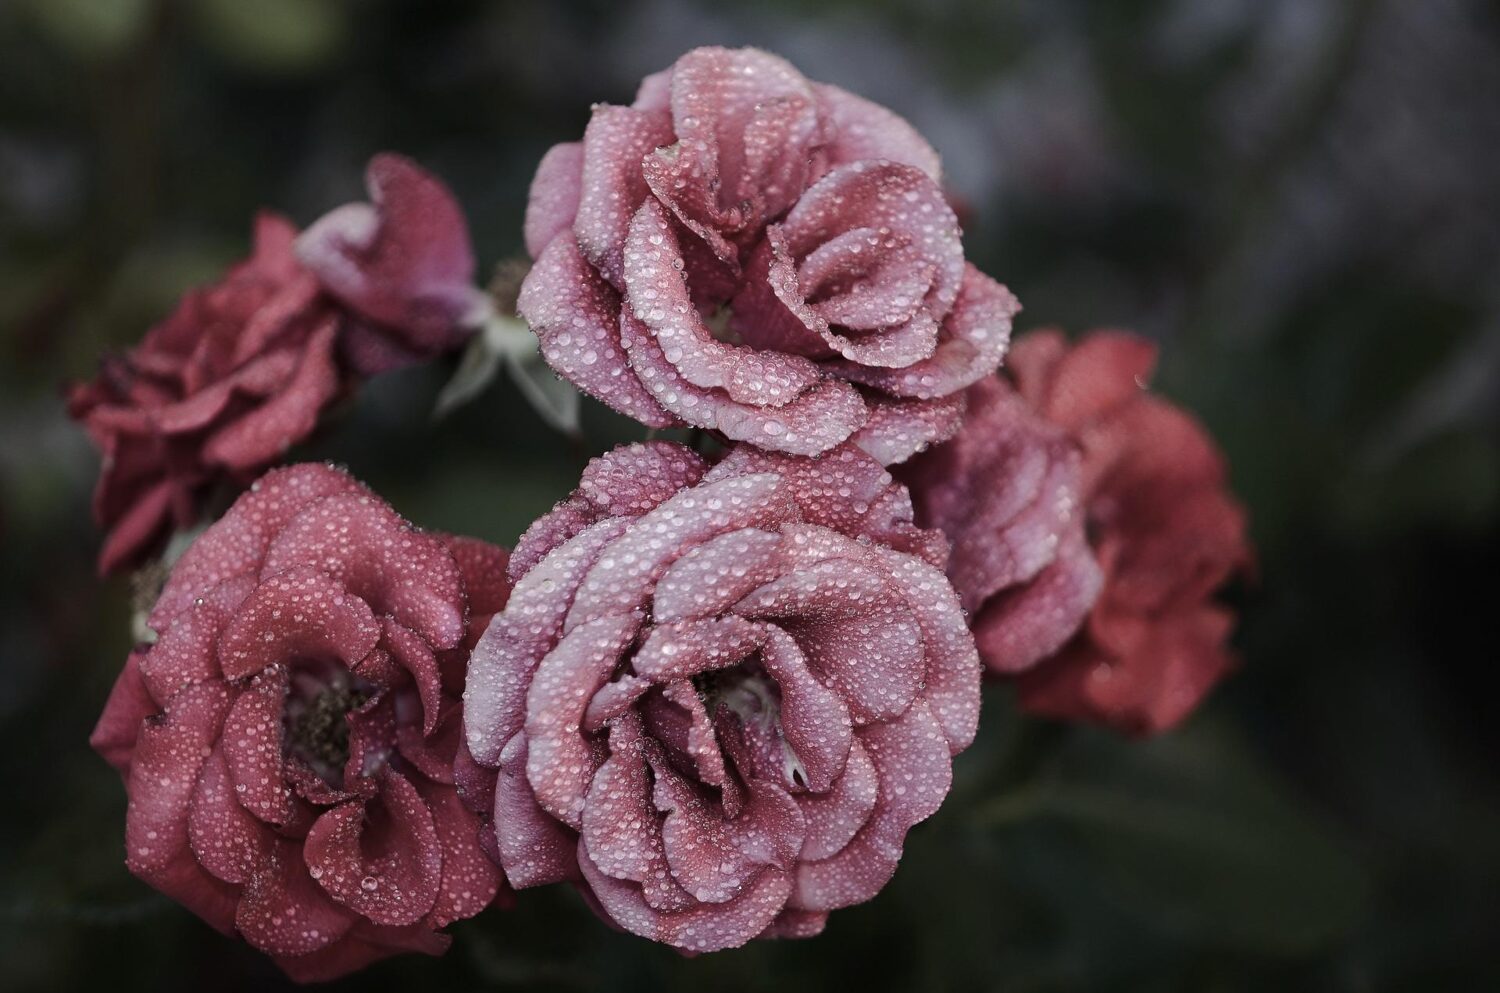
973,529,1102,675
493,732,580,888
303,771,443,926
123,681,238,933
201,320,340,471
573,104,675,285
524,141,584,259
653,528,784,623
837,265,1017,400
236,837,358,957
519,235,680,429
524,613,641,828
152,463,365,629
465,517,632,766
90,651,155,773
297,152,480,357
815,83,942,178
221,668,295,825
790,701,951,911
795,737,878,861
260,494,464,650
188,746,271,885
565,472,796,631
217,567,380,681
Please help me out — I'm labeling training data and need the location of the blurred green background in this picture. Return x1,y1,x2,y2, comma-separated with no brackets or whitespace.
2,1,1497,990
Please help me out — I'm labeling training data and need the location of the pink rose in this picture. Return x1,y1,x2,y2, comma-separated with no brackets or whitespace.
519,46,1018,464
896,375,1103,676
90,464,508,981
901,330,1252,734
298,153,487,376
68,154,481,575
463,441,979,951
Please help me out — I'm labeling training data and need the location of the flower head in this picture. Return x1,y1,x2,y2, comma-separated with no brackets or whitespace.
900,330,1252,734
463,441,979,951
90,463,508,980
519,46,1018,464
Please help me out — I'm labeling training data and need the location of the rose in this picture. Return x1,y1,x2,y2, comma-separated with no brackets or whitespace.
900,330,1252,734
297,153,487,375
68,154,482,575
1007,330,1252,733
90,463,508,980
519,46,1018,465
462,441,979,951
896,375,1103,676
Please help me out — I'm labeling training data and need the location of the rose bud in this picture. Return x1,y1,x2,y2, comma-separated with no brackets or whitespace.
519,46,1018,464
89,463,508,981
463,441,980,952
899,329,1252,735
297,153,489,376
68,154,482,575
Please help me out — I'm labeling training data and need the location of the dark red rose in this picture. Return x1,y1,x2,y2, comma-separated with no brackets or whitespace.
519,46,1018,464
901,330,1252,735
69,154,481,576
90,464,508,981
462,441,980,951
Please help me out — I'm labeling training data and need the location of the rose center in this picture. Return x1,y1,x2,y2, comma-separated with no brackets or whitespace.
283,671,370,786
694,663,808,789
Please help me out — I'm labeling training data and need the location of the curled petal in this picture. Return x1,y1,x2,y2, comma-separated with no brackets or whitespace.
573,105,676,285
201,320,340,471
973,530,1102,675
565,472,797,630
465,518,632,766
237,838,358,958
850,390,967,467
791,702,951,911
188,747,271,885
495,733,582,888
524,141,584,259
520,236,679,429
123,682,238,933
261,495,464,649
217,566,380,681
303,772,443,927
653,528,784,623
297,153,481,363
837,265,1017,400
578,840,793,953
524,614,641,828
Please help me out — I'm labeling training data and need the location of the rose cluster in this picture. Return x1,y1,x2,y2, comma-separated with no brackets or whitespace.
76,45,1251,980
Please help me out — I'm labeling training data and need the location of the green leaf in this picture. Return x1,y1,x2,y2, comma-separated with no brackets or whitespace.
504,347,581,439
435,314,581,438
432,327,505,421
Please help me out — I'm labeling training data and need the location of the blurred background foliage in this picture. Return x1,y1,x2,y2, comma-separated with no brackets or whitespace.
2,0,1497,990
